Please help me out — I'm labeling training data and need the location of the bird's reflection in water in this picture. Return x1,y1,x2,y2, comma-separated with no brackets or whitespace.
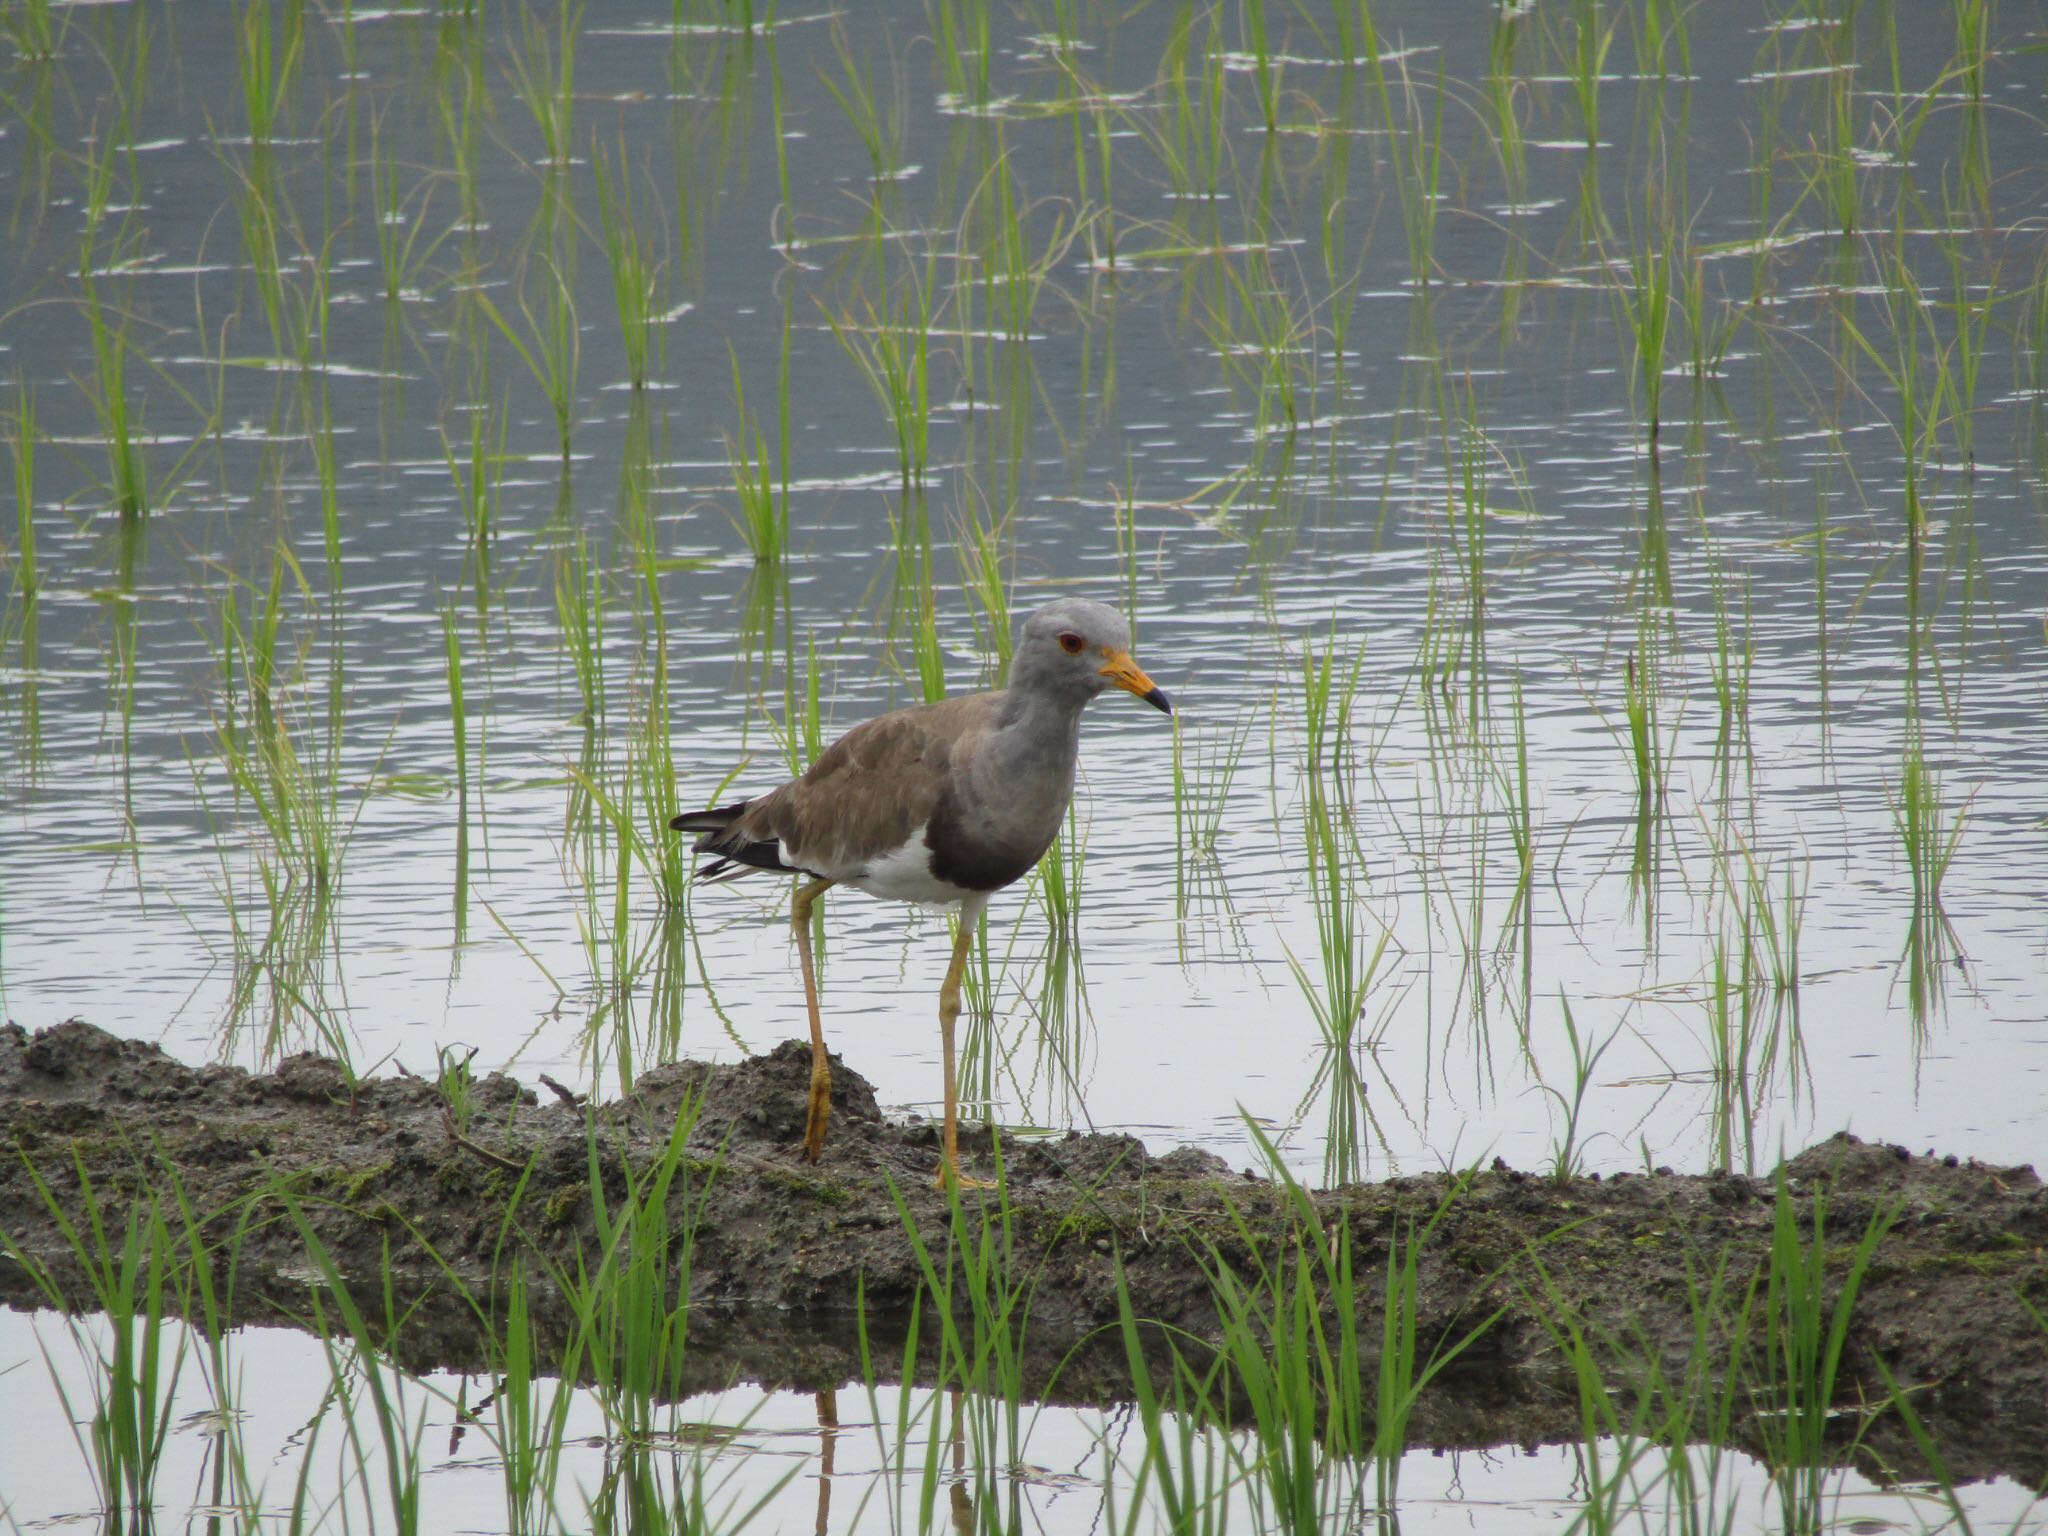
946,1389,974,1536
814,1388,838,1536
808,1385,977,1536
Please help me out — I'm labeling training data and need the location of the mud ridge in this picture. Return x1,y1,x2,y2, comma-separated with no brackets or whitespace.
2,1020,2043,1484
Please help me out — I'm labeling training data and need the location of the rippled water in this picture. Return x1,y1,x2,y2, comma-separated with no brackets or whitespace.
0,0,2045,1523
3,2,2044,1178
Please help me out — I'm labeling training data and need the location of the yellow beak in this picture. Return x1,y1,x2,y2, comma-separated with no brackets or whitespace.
1098,649,1173,714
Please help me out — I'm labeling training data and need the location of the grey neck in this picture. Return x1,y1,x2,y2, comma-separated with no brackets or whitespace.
987,680,1087,781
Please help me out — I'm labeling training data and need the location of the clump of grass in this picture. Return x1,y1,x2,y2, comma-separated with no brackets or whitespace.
592,137,664,391
8,382,38,603
826,261,936,488
1617,186,1678,445
1892,739,1966,1018
725,391,786,567
1,0,65,61
1537,995,1620,1182
1751,1181,1897,1534
474,253,580,461
6,1163,191,1533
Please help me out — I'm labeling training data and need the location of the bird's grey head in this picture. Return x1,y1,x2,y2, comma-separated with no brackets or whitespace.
1008,599,1172,714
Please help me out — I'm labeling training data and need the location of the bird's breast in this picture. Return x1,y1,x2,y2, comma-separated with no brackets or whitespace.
851,827,989,905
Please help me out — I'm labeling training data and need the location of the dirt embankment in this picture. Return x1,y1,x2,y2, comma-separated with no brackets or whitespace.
2,1020,2044,1485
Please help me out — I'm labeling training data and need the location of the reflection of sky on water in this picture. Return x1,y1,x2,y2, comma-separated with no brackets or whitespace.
0,0,2043,1188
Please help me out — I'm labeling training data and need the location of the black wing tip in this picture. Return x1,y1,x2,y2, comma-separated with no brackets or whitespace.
670,798,752,834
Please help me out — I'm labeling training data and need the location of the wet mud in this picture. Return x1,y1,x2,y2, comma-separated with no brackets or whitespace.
2,1020,2043,1485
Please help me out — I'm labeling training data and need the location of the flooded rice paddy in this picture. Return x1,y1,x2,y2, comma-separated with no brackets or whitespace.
0,0,2045,1529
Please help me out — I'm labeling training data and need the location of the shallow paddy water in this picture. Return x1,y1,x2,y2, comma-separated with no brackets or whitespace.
0,0,2045,1528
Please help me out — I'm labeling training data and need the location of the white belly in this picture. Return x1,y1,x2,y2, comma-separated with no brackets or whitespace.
849,829,976,906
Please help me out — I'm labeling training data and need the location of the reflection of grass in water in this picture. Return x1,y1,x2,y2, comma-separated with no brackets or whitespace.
1114,1141,1499,1531
204,552,371,1065
1892,740,1966,1029
1287,634,1397,1186
9,1168,192,1532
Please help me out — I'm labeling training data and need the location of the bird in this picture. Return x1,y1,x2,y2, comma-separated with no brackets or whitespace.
671,598,1172,1187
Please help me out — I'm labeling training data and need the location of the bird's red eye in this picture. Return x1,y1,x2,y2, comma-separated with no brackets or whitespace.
1058,631,1085,655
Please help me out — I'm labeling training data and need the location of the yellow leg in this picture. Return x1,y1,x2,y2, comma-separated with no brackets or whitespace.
934,911,994,1190
793,877,836,1163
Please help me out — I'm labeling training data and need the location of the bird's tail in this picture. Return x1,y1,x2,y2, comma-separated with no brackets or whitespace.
669,799,783,884
669,801,749,836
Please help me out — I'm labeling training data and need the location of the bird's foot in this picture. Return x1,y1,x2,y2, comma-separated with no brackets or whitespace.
933,1165,997,1193
798,1097,831,1163
800,1082,831,1163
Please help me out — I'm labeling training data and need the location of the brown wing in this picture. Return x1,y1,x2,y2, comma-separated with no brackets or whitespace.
720,693,997,877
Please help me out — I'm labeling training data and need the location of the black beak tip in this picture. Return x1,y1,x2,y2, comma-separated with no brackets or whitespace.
666,813,688,831
1143,686,1173,716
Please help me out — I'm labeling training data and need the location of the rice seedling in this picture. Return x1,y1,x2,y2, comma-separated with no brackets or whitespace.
474,250,581,460
444,604,471,934
1703,903,1795,1176
1171,710,1250,865
482,1261,583,1535
932,0,993,112
890,1157,1050,1526
508,0,583,175
1108,1268,1233,1536
1812,9,1861,236
820,18,903,192
1204,245,1314,439
1387,54,1447,289
1950,0,1992,220
1620,648,1671,908
1833,246,1943,550
78,143,148,521
1750,1181,1896,1535
591,138,665,391
1938,214,1999,472
1566,0,1616,154
1486,6,1530,214
237,0,304,158
1033,797,1088,934
1611,170,1679,446
826,261,936,488
1194,1136,1500,1529
725,376,786,566
1677,241,1743,383
6,1165,192,1534
951,489,1013,679
0,0,63,61
1892,737,1967,1021
1633,0,1692,80
1241,0,1278,136
279,1209,431,1535
303,386,345,605
1538,995,1621,1182
368,107,443,305
1159,2,1228,202
7,382,37,604
552,1094,710,1451
1524,1273,1664,1536
1289,635,1397,1184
